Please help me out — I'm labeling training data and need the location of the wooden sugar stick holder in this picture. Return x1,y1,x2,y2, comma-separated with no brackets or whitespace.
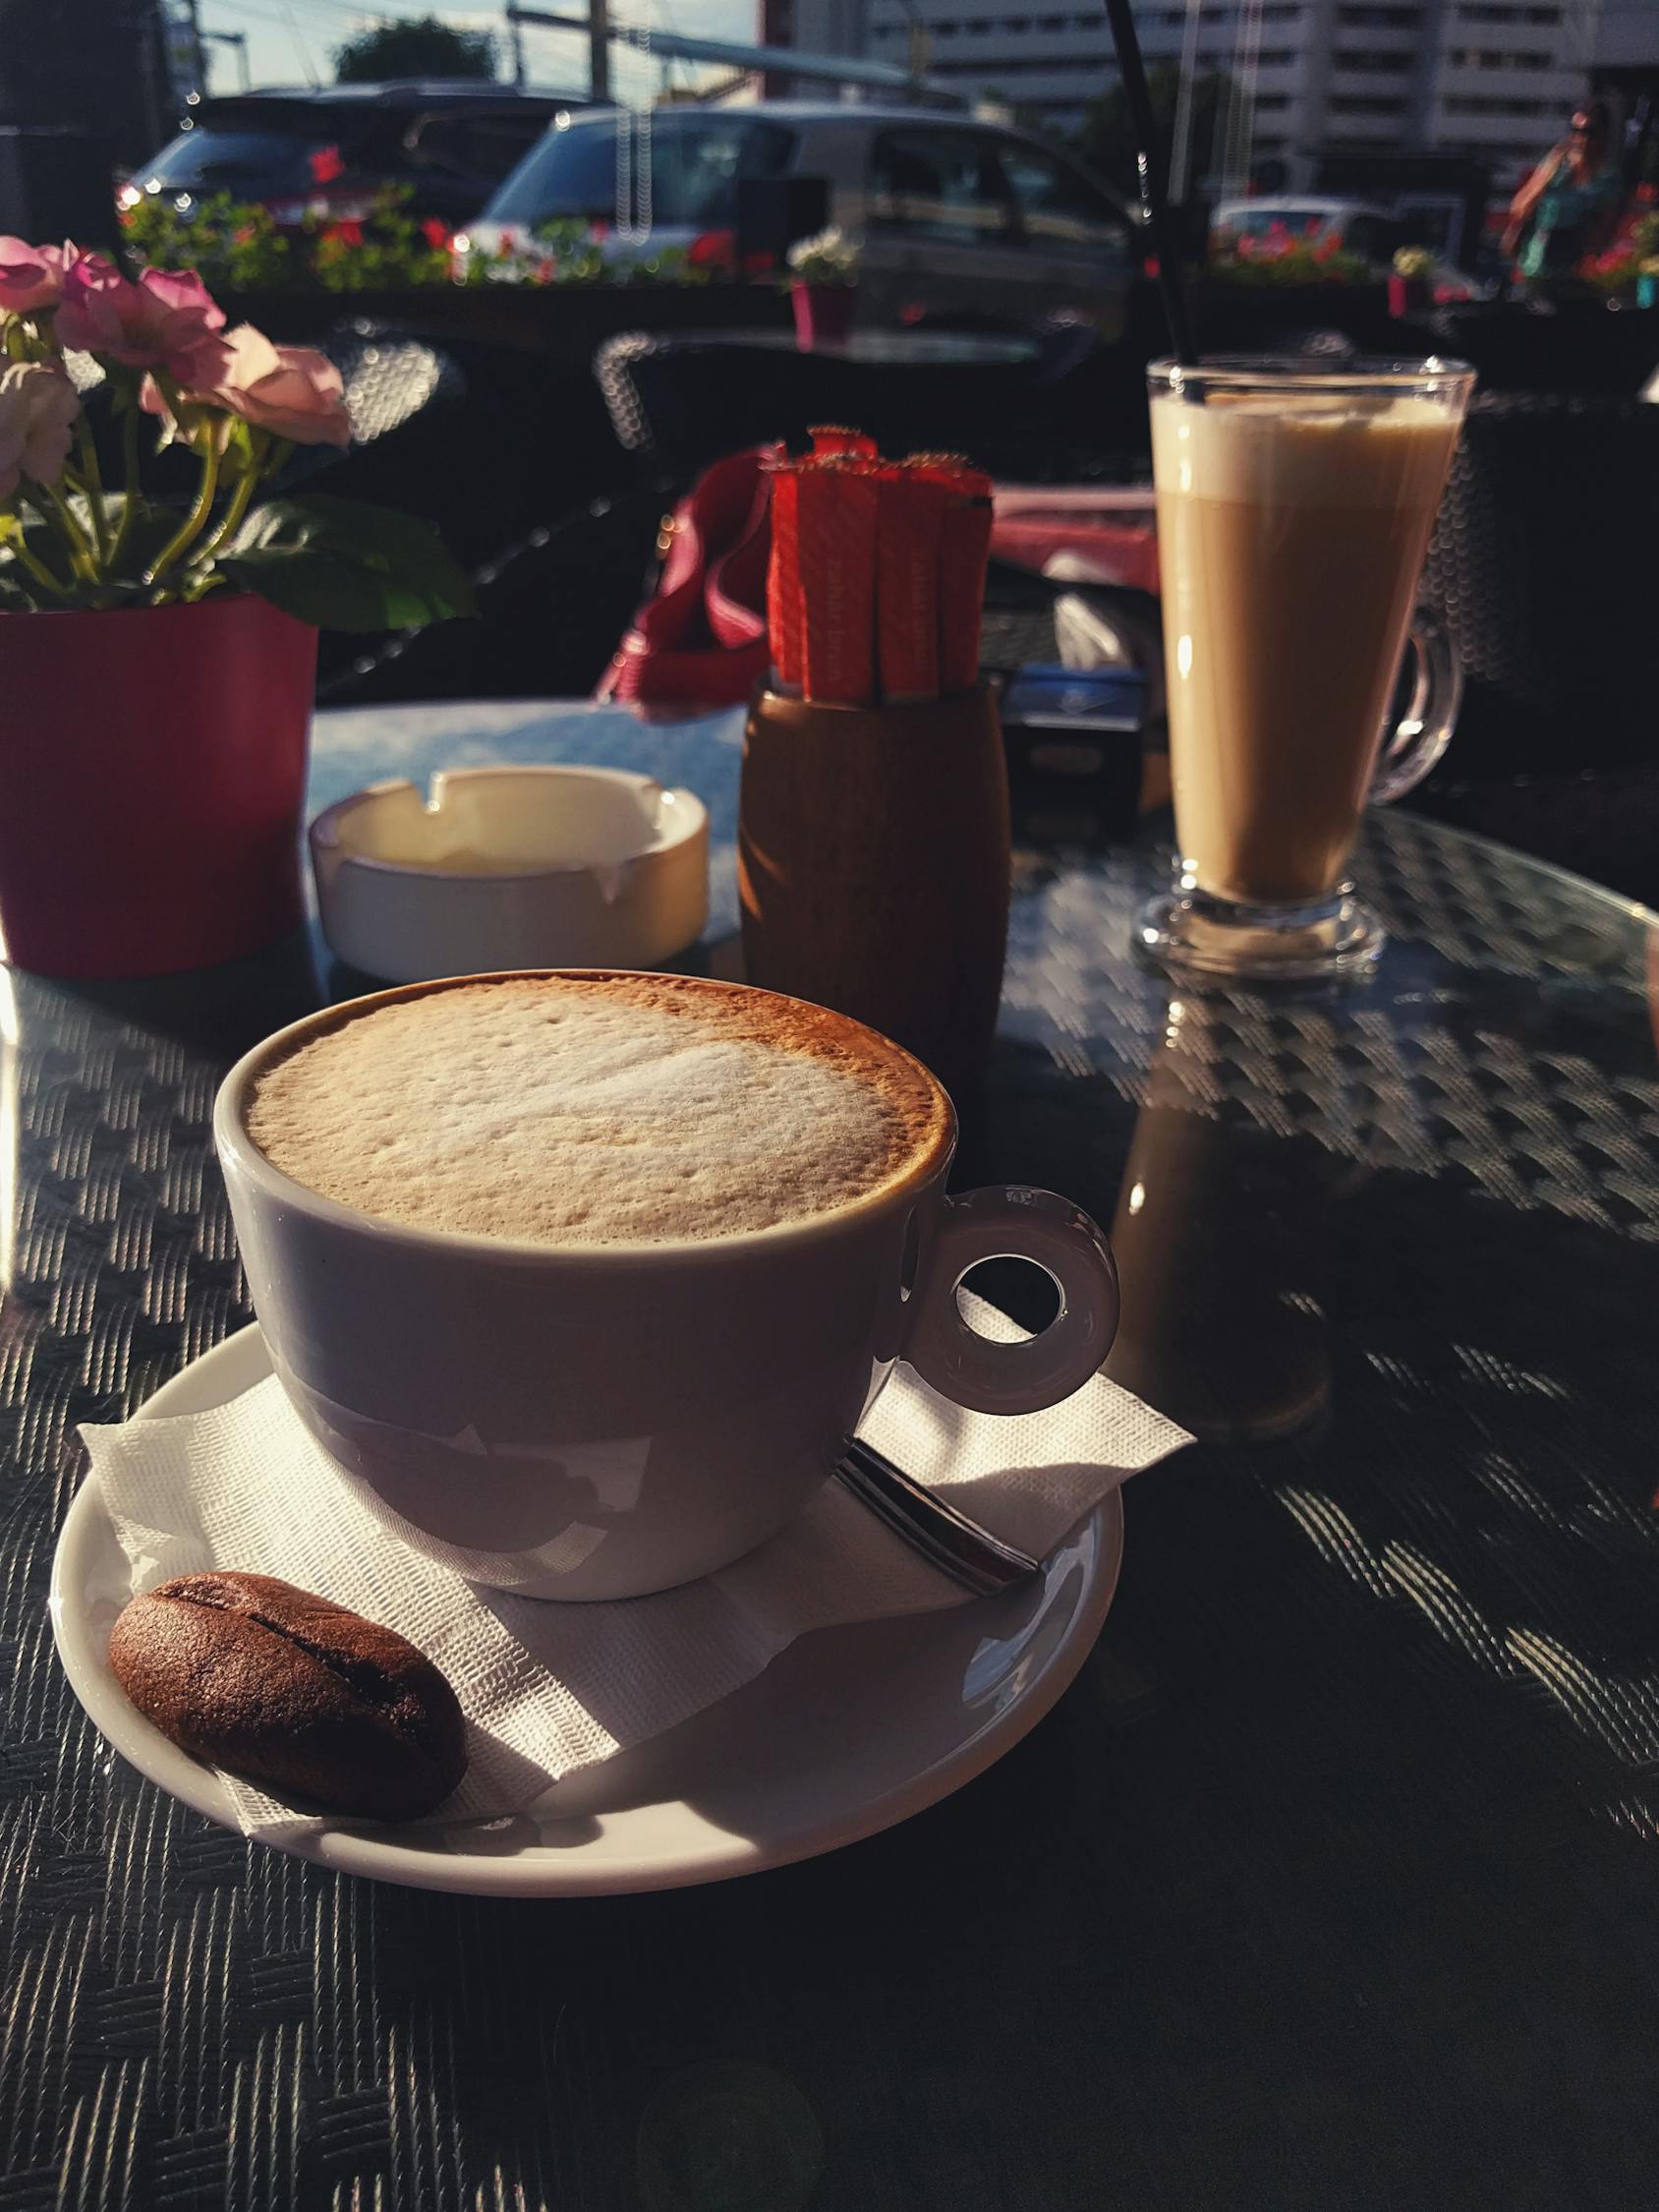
737,683,1011,1105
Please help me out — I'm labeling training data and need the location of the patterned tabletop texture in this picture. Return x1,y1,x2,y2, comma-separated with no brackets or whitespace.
5,701,1659,2212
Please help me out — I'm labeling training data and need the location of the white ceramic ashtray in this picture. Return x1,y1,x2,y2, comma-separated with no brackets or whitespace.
310,765,709,981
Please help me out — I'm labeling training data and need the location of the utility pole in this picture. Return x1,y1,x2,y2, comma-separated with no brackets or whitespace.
1169,0,1203,203
590,0,609,103
504,3,608,98
202,28,250,90
179,0,204,89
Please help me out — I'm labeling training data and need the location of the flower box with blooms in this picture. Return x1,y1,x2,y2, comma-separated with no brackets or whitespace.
1209,221,1369,287
784,226,860,348
0,238,475,976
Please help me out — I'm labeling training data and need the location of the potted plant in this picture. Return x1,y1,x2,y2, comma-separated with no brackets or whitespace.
1390,246,1434,318
785,226,860,350
0,237,472,979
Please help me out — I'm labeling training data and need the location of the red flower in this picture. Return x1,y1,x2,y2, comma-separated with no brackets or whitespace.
328,219,364,249
309,146,346,185
535,257,556,283
421,218,450,252
233,225,256,247
1313,235,1340,264
1305,216,1321,237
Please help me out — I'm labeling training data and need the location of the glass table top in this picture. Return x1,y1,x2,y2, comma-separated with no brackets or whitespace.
7,697,1658,2209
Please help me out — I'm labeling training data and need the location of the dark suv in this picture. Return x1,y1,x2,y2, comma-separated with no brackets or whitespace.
122,83,602,234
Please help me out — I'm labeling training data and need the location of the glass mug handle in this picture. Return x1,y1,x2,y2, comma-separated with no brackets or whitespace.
904,1188,1120,1417
1370,609,1462,806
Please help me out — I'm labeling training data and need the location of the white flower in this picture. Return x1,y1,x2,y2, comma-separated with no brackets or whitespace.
786,225,860,285
0,361,80,502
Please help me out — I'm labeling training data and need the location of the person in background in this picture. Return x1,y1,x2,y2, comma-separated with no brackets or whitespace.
1503,103,1624,295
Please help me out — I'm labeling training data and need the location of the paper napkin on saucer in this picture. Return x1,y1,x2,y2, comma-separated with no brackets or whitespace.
79,1298,1190,1837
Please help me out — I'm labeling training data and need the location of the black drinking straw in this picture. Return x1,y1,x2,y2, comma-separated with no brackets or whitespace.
1101,0,1198,367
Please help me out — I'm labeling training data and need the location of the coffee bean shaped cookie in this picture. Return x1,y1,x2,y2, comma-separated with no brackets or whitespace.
109,1572,467,1820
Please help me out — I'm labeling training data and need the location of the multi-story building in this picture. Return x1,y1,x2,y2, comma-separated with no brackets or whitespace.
846,0,1607,191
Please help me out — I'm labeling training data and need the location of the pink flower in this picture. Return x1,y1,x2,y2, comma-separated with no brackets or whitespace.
0,361,80,500
143,323,351,448
56,257,229,383
421,217,450,252
327,218,364,249
0,238,73,315
310,145,346,184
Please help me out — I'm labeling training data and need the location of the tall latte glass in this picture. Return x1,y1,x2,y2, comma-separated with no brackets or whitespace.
1143,356,1474,978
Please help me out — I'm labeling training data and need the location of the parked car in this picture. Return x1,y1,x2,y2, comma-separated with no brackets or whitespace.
458,102,1137,334
1209,196,1487,300
121,84,603,235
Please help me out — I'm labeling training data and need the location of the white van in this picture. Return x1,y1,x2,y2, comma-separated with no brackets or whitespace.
457,102,1137,335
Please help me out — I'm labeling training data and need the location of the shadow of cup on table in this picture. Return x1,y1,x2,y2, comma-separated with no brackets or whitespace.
1104,995,1333,1446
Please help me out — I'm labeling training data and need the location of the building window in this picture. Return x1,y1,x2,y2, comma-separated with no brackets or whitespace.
1447,43,1555,65
1442,92,1552,115
1327,92,1406,114
1252,92,1291,110
1336,4,1419,21
1335,46,1412,69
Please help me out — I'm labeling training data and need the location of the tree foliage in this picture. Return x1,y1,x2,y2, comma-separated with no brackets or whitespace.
333,15,497,84
1072,65,1231,201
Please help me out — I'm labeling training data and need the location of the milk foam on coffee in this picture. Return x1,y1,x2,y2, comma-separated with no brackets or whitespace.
1153,391,1459,906
246,975,946,1247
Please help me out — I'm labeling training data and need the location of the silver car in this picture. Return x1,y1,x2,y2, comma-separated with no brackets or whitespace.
458,102,1135,335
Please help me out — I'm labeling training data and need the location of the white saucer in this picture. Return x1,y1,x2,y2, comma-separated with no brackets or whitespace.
51,1326,1123,1897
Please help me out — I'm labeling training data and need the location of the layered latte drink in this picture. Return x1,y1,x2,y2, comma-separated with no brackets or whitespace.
1145,357,1473,977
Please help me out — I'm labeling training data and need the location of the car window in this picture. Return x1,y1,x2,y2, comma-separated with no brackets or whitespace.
486,115,794,228
1341,214,1398,262
996,143,1125,250
139,127,332,195
409,112,554,182
868,130,1014,246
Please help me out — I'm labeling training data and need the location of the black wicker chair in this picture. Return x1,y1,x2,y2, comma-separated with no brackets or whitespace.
1407,390,1659,904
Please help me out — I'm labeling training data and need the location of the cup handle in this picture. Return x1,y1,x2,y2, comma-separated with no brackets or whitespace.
1369,609,1463,806
903,1188,1120,1417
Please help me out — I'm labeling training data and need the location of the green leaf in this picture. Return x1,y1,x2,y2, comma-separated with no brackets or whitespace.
218,493,477,633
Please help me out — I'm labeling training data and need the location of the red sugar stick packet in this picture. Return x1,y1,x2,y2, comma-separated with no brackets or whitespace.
796,462,879,706
810,426,879,460
766,463,804,690
908,455,993,697
875,470,948,704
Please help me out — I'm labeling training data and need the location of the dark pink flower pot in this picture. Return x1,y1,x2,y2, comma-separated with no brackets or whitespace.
791,284,857,349
0,594,316,978
1389,274,1432,317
